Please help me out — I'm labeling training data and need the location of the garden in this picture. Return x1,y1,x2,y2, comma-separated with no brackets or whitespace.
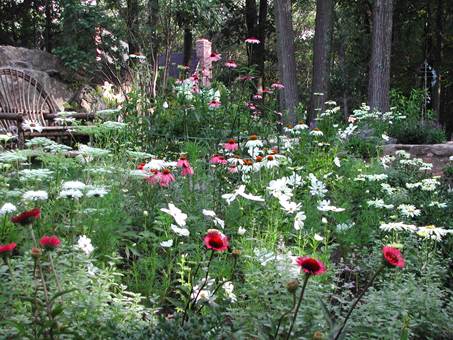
1,0,453,339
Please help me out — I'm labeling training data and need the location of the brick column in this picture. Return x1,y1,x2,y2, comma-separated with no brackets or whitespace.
196,39,212,87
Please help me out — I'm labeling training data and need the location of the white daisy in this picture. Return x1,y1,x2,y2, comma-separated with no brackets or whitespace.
161,203,187,227
76,235,94,255
160,239,173,248
22,190,48,201
0,203,17,215
171,224,190,237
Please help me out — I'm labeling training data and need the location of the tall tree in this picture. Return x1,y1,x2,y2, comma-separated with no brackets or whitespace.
367,0,394,112
274,0,299,124
309,0,334,124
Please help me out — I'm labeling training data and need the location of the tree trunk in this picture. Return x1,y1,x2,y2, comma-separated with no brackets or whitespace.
45,0,52,52
245,0,268,77
182,28,193,67
309,0,333,124
127,0,140,55
367,0,394,112
274,0,299,124
148,0,160,97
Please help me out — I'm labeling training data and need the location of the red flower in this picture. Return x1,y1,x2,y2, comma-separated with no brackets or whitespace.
39,235,61,250
11,208,41,225
382,246,405,268
203,229,229,252
137,163,146,170
296,256,326,276
0,242,17,256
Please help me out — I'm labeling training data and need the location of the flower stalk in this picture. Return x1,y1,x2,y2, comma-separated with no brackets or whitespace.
285,274,310,340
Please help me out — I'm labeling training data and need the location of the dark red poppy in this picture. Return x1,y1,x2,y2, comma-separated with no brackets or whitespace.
203,229,229,252
11,208,41,225
296,256,326,276
382,246,405,268
0,242,16,256
39,235,61,250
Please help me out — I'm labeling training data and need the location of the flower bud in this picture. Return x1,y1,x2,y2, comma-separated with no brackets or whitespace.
31,247,42,259
232,249,241,257
287,279,299,293
312,331,324,340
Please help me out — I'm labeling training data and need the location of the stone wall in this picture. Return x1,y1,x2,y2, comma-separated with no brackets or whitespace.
383,142,453,175
0,45,82,109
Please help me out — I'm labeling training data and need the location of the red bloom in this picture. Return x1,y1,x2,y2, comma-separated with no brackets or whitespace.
39,235,61,250
224,139,239,152
0,242,17,256
296,256,326,276
11,208,41,225
209,154,227,165
159,169,176,187
382,246,405,268
137,163,146,170
203,229,229,252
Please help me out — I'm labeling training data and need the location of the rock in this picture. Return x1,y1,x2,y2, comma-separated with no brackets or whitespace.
0,45,85,110
383,142,453,175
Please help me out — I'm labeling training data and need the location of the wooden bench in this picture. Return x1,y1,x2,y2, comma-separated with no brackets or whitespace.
0,68,93,147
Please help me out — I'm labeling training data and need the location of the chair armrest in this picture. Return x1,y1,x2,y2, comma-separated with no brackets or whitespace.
0,112,22,120
44,112,96,120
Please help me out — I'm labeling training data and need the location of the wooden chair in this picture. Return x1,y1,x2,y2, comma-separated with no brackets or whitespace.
0,68,93,147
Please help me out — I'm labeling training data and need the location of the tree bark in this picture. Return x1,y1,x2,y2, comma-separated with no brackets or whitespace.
367,0,394,113
182,28,193,67
309,0,334,124
274,0,299,124
148,0,160,97
245,0,268,77
127,0,140,55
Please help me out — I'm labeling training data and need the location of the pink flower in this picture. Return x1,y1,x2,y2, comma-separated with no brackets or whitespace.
245,37,261,44
11,208,41,225
181,166,194,176
236,75,255,82
224,139,239,152
271,82,285,90
204,229,229,251
246,102,256,110
0,242,16,256
209,154,227,165
208,100,221,109
224,60,238,68
382,246,405,268
177,156,190,168
146,170,161,185
253,94,263,100
159,169,175,187
228,165,238,174
208,52,222,62
348,115,357,123
296,256,326,276
39,235,61,251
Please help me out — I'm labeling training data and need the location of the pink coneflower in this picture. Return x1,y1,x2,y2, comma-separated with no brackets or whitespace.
228,165,239,174
296,256,326,276
246,102,256,110
210,154,227,165
190,73,199,82
177,155,194,176
236,75,255,82
177,155,190,168
39,235,61,251
0,242,16,256
224,139,239,152
209,52,222,62
204,229,229,251
159,169,175,187
245,37,261,44
208,100,221,109
382,246,405,268
271,82,285,90
11,208,41,225
253,94,263,100
224,60,238,68
261,88,273,94
146,169,161,185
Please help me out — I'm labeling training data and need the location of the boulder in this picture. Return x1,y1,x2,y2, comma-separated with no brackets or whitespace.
0,45,86,110
383,142,453,175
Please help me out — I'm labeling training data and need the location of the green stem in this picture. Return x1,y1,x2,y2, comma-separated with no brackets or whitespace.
286,274,310,340
48,252,62,292
274,292,297,339
333,265,384,340
28,224,37,247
